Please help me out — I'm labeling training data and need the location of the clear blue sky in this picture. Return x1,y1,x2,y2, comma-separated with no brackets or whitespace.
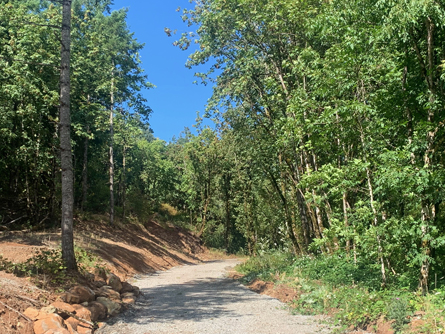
111,0,214,142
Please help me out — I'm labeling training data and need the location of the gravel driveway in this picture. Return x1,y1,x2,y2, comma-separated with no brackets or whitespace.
97,259,331,334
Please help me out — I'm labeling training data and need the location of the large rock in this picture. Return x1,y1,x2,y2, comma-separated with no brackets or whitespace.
42,329,70,334
64,305,94,334
34,313,65,334
120,282,135,294
60,292,81,305
96,297,121,316
96,286,121,301
51,301,76,316
106,273,122,293
69,286,95,303
72,304,92,322
88,301,107,321
24,307,40,321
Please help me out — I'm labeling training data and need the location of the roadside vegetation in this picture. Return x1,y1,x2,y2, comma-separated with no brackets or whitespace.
238,251,445,333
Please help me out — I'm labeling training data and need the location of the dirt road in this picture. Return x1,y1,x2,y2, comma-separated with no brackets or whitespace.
97,259,330,334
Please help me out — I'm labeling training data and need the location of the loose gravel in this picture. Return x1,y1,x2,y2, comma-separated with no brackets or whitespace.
97,259,331,334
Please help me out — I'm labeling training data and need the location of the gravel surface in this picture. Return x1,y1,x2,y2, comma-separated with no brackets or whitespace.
97,259,331,334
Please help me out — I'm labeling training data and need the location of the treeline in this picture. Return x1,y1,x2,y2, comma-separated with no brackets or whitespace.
3,0,445,293
166,0,445,293
0,0,156,226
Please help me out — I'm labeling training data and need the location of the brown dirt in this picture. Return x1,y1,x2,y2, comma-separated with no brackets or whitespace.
0,216,211,334
247,278,299,303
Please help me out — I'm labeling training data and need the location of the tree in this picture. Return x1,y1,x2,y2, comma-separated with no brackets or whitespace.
59,0,76,270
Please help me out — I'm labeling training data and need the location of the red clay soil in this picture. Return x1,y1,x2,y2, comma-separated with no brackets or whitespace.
0,217,208,334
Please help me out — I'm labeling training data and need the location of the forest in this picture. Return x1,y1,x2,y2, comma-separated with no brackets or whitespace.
1,0,445,326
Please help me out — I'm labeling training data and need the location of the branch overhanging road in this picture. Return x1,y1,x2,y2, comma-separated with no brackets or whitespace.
97,259,331,334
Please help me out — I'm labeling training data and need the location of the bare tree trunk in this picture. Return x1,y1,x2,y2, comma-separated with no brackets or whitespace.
81,125,89,212
109,74,115,225
122,145,126,220
59,0,76,270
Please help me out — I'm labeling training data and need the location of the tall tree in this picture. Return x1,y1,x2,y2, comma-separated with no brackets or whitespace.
59,0,76,270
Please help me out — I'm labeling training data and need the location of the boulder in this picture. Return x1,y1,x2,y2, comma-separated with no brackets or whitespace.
60,292,81,305
40,306,57,315
96,297,121,316
24,307,40,321
71,304,92,322
51,301,76,316
69,286,95,303
122,295,136,305
88,301,107,321
106,273,122,293
65,322,77,334
34,313,65,334
92,280,106,289
64,317,78,332
120,292,137,305
132,286,141,297
120,282,134,294
42,329,70,334
64,305,93,334
96,286,121,301
77,322,93,334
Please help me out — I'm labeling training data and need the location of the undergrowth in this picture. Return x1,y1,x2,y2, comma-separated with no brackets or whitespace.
236,251,445,333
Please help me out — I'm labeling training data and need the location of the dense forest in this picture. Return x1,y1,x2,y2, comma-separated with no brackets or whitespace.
2,0,445,300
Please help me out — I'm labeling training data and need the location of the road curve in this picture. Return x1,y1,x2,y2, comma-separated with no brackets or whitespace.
97,259,330,334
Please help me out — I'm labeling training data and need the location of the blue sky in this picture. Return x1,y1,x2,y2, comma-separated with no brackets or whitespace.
111,0,214,142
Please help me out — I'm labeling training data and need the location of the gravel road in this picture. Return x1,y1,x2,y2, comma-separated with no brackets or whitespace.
97,259,331,334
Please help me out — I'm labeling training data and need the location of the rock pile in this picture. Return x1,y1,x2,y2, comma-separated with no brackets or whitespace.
24,271,140,334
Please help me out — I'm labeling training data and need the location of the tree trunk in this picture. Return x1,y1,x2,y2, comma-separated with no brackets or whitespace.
109,74,115,225
122,145,126,220
59,0,76,270
81,125,89,212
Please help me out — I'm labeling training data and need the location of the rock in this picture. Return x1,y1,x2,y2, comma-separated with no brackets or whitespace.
60,292,81,305
65,305,93,334
96,297,121,316
41,306,57,315
42,329,70,334
120,292,137,305
24,307,40,321
120,292,135,298
122,296,136,305
96,286,121,301
106,273,122,293
64,317,78,332
34,313,65,334
80,302,89,307
120,282,134,294
132,286,140,297
65,322,77,334
88,301,107,321
77,322,94,334
51,301,76,315
92,280,106,289
69,286,95,303
72,304,92,322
